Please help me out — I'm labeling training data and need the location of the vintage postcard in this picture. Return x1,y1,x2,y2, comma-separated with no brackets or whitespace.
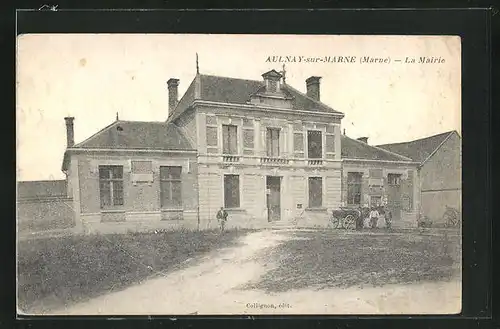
16,34,462,315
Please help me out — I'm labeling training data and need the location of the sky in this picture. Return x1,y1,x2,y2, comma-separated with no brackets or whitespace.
16,34,461,181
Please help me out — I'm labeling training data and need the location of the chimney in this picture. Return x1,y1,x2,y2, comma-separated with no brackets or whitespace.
64,117,75,148
357,137,368,144
167,78,179,117
306,76,321,101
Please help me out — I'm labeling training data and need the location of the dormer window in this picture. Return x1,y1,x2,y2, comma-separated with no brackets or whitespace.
268,80,278,93
262,69,283,94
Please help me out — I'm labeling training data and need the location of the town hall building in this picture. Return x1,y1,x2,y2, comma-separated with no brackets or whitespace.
60,68,421,234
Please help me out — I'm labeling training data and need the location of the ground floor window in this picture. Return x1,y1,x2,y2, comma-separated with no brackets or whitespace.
308,177,323,208
370,195,382,207
224,174,240,208
160,166,182,208
99,165,124,208
347,172,363,205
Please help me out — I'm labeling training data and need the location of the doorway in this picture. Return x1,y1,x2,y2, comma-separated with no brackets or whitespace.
266,176,281,222
387,173,402,221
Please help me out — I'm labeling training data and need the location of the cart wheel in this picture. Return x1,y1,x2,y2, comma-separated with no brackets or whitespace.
330,216,341,229
343,215,356,230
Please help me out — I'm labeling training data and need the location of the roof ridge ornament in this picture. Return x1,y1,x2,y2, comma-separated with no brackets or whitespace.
196,53,199,75
280,64,286,84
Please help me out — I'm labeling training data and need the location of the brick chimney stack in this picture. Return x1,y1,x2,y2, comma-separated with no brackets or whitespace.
64,117,75,148
167,78,179,117
306,76,321,101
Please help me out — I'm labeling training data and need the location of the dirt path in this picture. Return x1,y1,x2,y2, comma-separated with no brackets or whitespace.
50,229,461,315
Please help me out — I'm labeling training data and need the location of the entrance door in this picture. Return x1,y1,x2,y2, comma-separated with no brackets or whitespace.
387,174,402,221
266,176,281,222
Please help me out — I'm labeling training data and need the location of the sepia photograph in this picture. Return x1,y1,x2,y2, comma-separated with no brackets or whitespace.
16,33,462,315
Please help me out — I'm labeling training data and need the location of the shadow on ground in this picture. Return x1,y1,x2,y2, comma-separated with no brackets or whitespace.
17,228,251,314
242,229,461,293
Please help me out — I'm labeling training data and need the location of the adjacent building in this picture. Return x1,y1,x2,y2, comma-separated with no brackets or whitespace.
377,131,462,225
17,180,74,234
58,68,423,233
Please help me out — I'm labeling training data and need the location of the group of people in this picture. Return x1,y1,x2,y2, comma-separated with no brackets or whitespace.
355,205,392,230
217,204,393,233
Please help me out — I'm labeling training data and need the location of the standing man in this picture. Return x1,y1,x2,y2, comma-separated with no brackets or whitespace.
216,207,228,233
369,206,380,229
355,205,364,230
384,205,392,230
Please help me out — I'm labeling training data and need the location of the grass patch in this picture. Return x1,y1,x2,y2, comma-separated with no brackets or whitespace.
244,230,461,292
17,228,250,313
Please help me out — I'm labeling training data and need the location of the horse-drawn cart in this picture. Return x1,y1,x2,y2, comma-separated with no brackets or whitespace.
330,207,362,230
330,206,388,230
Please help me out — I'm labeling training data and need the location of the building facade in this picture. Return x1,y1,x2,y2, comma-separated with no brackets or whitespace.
60,69,422,233
378,131,462,225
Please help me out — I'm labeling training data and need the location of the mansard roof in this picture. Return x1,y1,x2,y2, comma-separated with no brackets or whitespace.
61,120,194,171
168,73,343,121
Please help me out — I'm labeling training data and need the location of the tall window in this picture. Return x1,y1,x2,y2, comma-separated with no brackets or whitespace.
224,175,240,208
99,166,124,208
347,172,363,205
243,119,255,156
266,128,280,157
388,173,402,186
160,166,182,208
222,125,238,155
325,125,336,159
293,122,304,158
308,177,323,208
206,115,218,154
307,130,322,159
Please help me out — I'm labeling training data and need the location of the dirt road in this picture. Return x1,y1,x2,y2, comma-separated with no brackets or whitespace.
50,229,461,315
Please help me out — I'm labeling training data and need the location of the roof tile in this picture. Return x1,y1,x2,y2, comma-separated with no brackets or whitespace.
341,135,412,162
73,121,195,151
168,74,342,121
376,131,456,163
18,180,67,199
